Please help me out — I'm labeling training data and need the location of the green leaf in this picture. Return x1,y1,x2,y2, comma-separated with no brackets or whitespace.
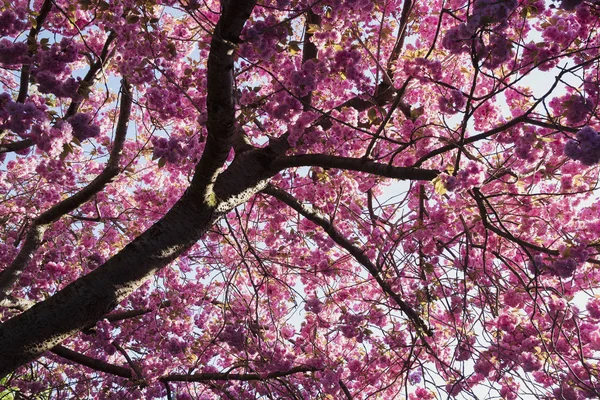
432,176,447,195
367,108,379,123
59,143,73,160
126,15,140,24
306,23,320,34
288,41,301,55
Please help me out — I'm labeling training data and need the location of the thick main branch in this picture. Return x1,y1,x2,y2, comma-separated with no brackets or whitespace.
0,2,257,377
272,154,438,180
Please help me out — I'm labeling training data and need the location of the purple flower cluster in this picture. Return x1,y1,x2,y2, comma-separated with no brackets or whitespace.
455,341,474,361
561,0,584,10
444,162,485,191
339,313,365,340
31,38,80,99
145,86,185,120
287,59,320,98
563,95,592,125
269,90,302,120
0,40,30,65
344,0,374,11
151,136,190,164
37,38,79,74
442,0,517,68
564,126,600,166
0,93,46,135
0,9,27,37
520,42,560,71
439,90,465,114
519,352,543,372
218,324,246,350
471,0,518,26
166,337,187,355
484,34,513,68
35,71,81,100
405,58,443,82
305,297,323,314
528,246,589,278
442,23,478,54
333,49,363,81
28,121,67,152
67,113,100,141
514,130,536,160
587,297,600,319
240,15,288,61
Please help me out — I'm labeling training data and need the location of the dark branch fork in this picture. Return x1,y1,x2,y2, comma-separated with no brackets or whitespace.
0,1,438,377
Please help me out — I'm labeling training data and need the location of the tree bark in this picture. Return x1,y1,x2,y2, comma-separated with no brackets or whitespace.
0,0,257,377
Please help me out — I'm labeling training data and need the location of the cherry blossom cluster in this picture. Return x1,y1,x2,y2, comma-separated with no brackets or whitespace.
0,8,27,37
151,136,190,164
28,121,71,153
0,93,46,136
519,41,560,71
304,296,323,313
564,126,600,165
514,130,536,160
439,89,465,114
218,323,246,351
542,14,582,47
32,38,81,99
67,112,100,141
528,245,589,278
442,0,517,68
404,57,443,83
561,0,585,10
444,162,485,191
0,40,30,65
35,72,82,101
145,86,187,120
553,94,593,125
240,15,289,61
333,48,364,82
286,59,320,97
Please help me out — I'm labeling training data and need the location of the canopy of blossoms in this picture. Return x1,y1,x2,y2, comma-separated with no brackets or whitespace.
1,0,600,399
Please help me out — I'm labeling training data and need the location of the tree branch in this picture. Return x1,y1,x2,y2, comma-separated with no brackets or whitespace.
190,1,257,202
0,139,34,154
262,185,433,336
300,8,320,109
52,346,317,385
339,379,353,399
64,31,117,118
0,80,133,298
16,0,53,104
113,342,144,381
271,154,438,181
161,365,319,382
0,2,258,378
50,345,133,379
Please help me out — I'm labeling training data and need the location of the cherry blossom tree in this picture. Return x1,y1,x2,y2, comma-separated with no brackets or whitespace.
1,0,600,398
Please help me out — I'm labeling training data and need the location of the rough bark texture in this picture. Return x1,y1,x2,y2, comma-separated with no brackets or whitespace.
0,0,439,377
0,0,257,377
